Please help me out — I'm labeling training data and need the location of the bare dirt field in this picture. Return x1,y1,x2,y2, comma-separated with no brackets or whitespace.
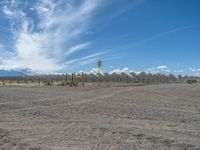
0,84,200,150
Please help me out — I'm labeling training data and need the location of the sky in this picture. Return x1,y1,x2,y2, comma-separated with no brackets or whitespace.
0,0,200,75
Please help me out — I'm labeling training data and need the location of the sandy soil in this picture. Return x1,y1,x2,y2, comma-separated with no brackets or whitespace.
0,84,200,150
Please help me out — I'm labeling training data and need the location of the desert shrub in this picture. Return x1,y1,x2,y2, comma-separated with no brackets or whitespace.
69,81,79,87
60,82,66,86
58,82,67,86
74,81,79,86
44,81,52,86
186,79,197,84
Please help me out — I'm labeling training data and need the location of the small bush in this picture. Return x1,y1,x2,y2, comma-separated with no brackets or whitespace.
186,79,197,84
44,82,52,86
58,82,67,86
69,81,79,87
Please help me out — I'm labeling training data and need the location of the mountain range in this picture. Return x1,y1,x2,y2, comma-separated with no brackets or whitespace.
0,69,29,77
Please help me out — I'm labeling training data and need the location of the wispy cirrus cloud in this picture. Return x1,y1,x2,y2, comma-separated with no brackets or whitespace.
2,5,15,16
0,0,104,73
131,26,193,47
79,57,98,66
141,26,192,42
0,43,4,48
64,52,105,71
110,0,145,18
65,42,91,56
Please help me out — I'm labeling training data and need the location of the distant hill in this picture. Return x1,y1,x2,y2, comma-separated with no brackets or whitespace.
0,70,28,77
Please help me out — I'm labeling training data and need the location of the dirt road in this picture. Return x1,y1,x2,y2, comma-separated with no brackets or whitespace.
0,84,200,150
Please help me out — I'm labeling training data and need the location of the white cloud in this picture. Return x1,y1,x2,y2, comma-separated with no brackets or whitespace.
64,52,105,65
110,68,132,74
146,65,170,74
65,42,91,56
110,65,114,68
110,0,145,18
157,65,168,69
2,5,15,16
0,43,4,48
189,67,197,72
87,66,200,77
90,68,99,74
137,26,192,45
174,70,184,73
0,65,20,71
188,67,200,75
108,68,142,76
79,57,97,66
63,52,105,71
0,0,104,73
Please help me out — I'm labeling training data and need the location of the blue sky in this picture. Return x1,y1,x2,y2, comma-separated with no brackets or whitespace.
0,0,200,75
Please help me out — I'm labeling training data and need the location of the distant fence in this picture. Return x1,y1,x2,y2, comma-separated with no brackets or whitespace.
0,72,199,87
0,73,84,86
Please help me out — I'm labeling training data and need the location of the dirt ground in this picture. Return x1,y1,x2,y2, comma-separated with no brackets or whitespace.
0,84,200,150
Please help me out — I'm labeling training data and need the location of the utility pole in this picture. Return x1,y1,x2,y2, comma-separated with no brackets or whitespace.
97,60,102,85
71,73,74,83
65,73,68,85
82,72,84,87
